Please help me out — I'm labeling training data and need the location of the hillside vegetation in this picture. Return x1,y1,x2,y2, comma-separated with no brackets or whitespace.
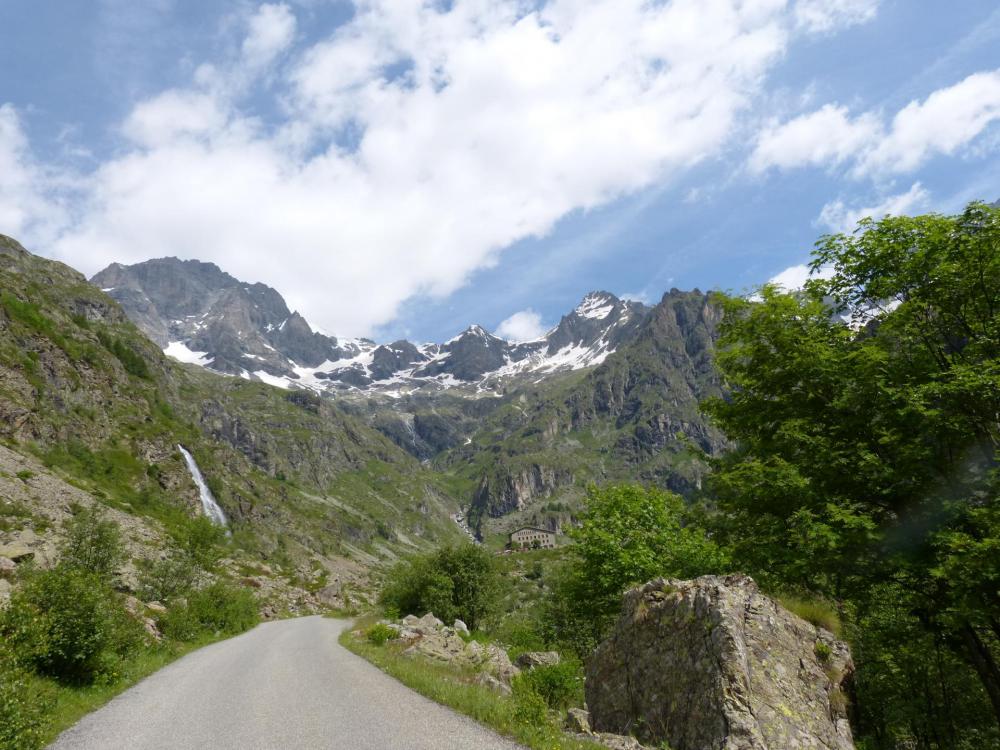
354,202,1000,750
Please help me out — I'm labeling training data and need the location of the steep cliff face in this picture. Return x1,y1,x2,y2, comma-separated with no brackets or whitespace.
91,257,360,378
454,290,726,537
471,463,573,520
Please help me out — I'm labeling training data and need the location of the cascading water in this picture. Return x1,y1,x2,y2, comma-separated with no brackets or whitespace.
177,445,229,531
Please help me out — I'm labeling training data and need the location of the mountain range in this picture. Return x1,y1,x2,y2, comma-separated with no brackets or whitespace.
91,258,648,396
0,230,728,583
91,255,727,540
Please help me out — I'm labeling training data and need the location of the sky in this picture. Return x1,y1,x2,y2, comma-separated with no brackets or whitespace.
1,0,999,344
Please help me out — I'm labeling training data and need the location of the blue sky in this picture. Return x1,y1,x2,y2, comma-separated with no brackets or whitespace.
1,1,999,344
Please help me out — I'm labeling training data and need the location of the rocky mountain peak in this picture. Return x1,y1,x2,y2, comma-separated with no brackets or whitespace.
92,255,652,396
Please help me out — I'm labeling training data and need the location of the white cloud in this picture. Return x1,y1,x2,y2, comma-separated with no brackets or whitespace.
767,261,834,291
0,105,73,247
620,290,653,304
3,0,883,337
750,104,880,172
495,309,547,341
751,69,1000,179
242,3,296,70
857,71,1000,175
817,182,930,232
794,0,879,33
122,91,229,148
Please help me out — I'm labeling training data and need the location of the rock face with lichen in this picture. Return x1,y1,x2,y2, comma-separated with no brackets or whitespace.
586,574,855,750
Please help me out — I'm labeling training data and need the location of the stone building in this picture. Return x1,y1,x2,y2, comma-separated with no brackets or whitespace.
509,526,556,549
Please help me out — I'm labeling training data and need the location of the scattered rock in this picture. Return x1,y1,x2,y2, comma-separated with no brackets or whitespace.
481,644,520,685
0,556,15,575
0,542,33,562
145,601,167,613
415,613,444,632
315,583,343,607
515,650,560,669
474,671,512,696
586,574,856,750
565,708,591,734
142,616,162,641
453,619,469,635
390,613,521,687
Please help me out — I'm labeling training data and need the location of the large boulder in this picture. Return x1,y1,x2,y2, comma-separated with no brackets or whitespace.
586,575,855,750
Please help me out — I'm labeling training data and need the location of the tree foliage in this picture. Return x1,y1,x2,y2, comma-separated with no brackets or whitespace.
380,544,500,630
60,507,126,581
545,484,728,656
705,201,1000,747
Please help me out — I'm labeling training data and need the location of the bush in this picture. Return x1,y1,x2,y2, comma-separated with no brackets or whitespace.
156,605,201,642
0,566,143,684
366,623,397,646
137,554,198,603
493,615,547,656
512,660,583,710
380,544,500,630
159,582,258,641
0,645,49,750
173,516,227,570
778,595,841,636
96,331,150,379
510,680,549,725
60,507,125,581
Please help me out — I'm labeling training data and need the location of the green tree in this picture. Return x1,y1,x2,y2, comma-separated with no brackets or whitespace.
705,201,1000,746
0,566,142,684
380,544,500,630
60,507,125,580
545,484,728,656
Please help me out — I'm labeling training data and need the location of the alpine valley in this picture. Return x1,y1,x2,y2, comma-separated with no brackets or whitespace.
0,234,725,591
91,255,727,540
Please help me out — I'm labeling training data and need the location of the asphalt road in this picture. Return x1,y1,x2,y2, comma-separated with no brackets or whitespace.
50,616,525,750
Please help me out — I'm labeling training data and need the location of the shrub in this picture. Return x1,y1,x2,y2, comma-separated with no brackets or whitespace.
512,660,583,710
493,616,547,656
60,507,125,581
778,595,841,637
0,566,143,684
174,516,227,570
159,582,258,641
366,623,397,646
510,680,549,725
380,544,500,630
156,604,201,642
96,331,150,379
137,554,198,602
0,644,49,750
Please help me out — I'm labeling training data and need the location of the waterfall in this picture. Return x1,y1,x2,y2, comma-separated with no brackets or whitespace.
177,445,229,530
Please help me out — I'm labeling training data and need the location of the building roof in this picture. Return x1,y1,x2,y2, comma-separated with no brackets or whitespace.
510,526,555,535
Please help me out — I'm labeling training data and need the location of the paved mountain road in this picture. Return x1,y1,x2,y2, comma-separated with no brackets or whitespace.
50,616,525,750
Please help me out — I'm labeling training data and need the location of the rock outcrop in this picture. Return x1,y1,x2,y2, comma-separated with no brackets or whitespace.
586,575,855,750
384,613,521,690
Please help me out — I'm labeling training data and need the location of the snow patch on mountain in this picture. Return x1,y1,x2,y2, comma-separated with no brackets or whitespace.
164,341,213,367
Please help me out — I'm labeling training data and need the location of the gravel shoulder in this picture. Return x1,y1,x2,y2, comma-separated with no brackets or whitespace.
49,615,525,750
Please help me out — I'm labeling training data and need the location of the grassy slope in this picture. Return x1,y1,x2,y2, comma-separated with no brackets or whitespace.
0,233,464,587
339,626,603,750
